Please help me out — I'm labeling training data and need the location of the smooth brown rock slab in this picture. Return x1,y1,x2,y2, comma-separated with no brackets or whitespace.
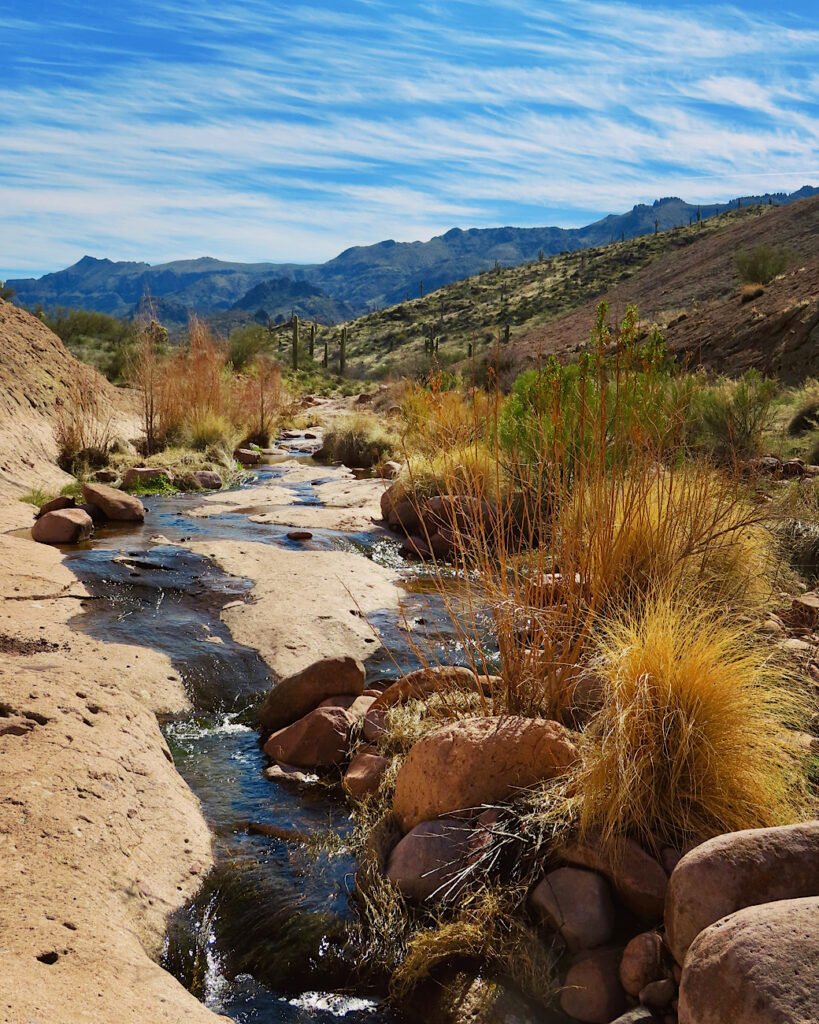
561,838,668,921
258,655,366,733
665,821,819,964
678,896,819,1024
31,508,93,545
81,482,144,522
529,866,615,952
263,706,355,768
385,818,472,901
393,715,578,832
561,948,627,1023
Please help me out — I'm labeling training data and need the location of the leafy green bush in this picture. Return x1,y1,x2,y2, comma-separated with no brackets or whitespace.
735,245,791,285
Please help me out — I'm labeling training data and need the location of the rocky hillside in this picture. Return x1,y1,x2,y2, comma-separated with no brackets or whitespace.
8,187,816,321
0,298,134,497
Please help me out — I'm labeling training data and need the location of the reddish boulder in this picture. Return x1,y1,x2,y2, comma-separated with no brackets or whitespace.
35,494,75,518
343,747,391,800
620,931,665,997
121,466,173,490
362,705,389,744
393,715,578,832
386,818,472,901
31,508,93,545
235,448,261,465
561,838,668,921
678,896,819,1024
560,948,627,1023
665,821,819,964
263,706,355,768
371,665,481,711
81,482,144,522
530,867,615,952
258,655,366,733
193,470,222,490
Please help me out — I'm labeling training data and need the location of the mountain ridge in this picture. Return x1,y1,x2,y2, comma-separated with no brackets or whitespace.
8,187,817,323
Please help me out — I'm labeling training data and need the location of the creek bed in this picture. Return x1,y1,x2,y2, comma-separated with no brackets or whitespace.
61,454,473,1022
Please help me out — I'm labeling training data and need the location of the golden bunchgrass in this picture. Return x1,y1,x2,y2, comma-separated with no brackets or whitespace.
577,594,801,852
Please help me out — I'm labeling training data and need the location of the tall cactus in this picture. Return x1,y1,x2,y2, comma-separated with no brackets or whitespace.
292,314,299,372
309,322,316,358
340,326,347,376
323,336,329,368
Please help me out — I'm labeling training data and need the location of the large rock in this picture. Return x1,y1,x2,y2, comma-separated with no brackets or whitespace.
235,448,261,465
529,867,615,952
560,948,628,1023
561,838,668,921
258,655,366,734
619,931,665,997
664,821,819,964
121,466,173,491
393,716,578,832
262,706,355,768
343,747,391,800
81,482,145,522
371,665,481,710
31,508,93,545
34,494,75,518
386,818,472,901
678,896,819,1024
193,470,222,490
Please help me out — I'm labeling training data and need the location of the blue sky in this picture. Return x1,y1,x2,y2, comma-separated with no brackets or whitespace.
1,0,818,278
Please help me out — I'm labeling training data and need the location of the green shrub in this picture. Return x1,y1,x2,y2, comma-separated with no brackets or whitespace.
735,245,791,285
695,369,775,461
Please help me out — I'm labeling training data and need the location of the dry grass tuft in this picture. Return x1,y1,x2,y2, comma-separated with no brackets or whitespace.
53,363,115,472
320,410,398,468
577,594,802,852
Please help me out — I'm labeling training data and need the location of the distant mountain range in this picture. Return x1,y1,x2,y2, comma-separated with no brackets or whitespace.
8,186,817,326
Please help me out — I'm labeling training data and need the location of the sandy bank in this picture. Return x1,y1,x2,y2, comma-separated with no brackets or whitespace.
0,501,225,1024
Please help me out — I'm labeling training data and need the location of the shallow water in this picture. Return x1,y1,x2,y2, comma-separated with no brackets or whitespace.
62,448,476,1022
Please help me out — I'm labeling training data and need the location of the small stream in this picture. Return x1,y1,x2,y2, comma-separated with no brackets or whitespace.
61,449,474,1022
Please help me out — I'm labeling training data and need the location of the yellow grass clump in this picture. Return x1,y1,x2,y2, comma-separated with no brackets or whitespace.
577,594,801,852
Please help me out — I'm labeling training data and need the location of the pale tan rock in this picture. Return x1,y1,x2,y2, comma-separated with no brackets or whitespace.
81,482,144,522
393,715,578,832
258,655,366,733
665,821,819,964
678,897,819,1024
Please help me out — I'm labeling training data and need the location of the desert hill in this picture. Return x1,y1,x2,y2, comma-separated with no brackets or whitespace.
0,298,134,496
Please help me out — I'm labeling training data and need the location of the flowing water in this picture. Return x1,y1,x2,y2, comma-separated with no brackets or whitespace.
61,449,478,1022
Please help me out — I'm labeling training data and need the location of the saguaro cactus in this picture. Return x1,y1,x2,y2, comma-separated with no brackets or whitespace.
340,326,347,376
309,322,316,358
323,337,329,368
292,314,299,372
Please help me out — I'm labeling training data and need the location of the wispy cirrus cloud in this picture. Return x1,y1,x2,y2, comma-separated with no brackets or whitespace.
0,0,817,277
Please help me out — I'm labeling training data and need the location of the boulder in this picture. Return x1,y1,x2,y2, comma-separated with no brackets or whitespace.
402,534,431,559
378,460,402,480
529,867,615,952
193,470,222,490
76,501,106,525
287,530,313,541
678,896,819,1024
560,948,627,1023
620,932,665,997
343,747,391,800
318,693,376,722
31,508,93,545
262,706,355,768
386,818,472,900
664,821,819,964
35,494,75,518
561,838,668,921
235,448,261,465
393,715,578,832
121,466,173,491
81,482,145,522
93,468,119,483
362,705,389,744
258,655,366,734
371,665,481,710
639,979,676,1010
